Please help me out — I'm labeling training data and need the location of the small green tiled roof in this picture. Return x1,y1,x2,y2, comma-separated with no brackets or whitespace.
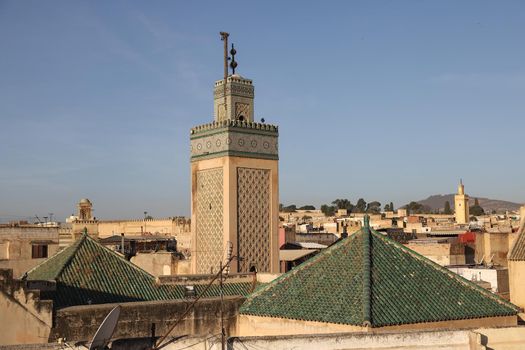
27,234,253,309
240,218,519,327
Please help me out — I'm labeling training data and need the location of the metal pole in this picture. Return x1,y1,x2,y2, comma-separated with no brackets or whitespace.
220,261,225,350
220,32,229,121
144,211,148,235
153,255,237,349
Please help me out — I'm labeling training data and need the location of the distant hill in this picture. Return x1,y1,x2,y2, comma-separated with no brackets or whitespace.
417,194,522,213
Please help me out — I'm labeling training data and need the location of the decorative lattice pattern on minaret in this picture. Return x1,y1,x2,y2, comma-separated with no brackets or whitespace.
237,167,271,272
195,168,224,274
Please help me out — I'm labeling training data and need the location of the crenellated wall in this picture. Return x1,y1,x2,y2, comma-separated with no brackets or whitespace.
70,217,192,250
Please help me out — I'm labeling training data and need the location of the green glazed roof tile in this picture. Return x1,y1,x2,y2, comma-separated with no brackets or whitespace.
27,234,253,308
509,226,525,261
240,219,519,327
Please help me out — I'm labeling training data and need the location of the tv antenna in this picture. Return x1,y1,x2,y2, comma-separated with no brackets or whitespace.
88,305,121,350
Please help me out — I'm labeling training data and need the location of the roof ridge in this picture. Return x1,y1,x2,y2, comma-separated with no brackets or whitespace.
243,229,361,303
370,228,520,312
362,215,371,327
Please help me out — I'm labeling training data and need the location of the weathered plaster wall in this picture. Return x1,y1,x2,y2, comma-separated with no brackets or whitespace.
237,315,366,336
473,326,525,350
238,314,517,337
0,227,59,278
4,326,525,350
0,269,53,345
476,232,511,267
508,260,525,310
52,296,245,343
130,251,177,276
405,242,465,266
231,329,473,350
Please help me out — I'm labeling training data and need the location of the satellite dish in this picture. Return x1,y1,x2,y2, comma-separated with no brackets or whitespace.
88,305,121,350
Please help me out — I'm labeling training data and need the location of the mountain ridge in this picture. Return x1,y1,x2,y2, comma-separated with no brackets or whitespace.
416,194,521,213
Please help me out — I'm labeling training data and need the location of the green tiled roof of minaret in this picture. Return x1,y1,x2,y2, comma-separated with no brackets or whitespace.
240,216,519,327
26,233,255,309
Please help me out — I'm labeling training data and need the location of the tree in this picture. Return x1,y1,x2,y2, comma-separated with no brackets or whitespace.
331,199,354,212
390,202,394,211
321,204,336,216
299,205,316,210
470,198,485,216
355,198,367,213
444,201,452,214
404,201,428,214
366,201,381,214
301,215,313,222
281,204,297,213
384,203,391,212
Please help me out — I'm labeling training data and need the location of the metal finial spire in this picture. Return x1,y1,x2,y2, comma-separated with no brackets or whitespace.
230,44,237,74
219,32,229,79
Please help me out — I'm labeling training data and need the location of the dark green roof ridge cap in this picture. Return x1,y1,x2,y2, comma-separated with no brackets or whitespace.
368,227,520,313
241,228,361,306
362,215,372,327
26,234,86,280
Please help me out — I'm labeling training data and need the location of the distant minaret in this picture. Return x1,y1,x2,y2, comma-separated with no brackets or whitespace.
190,33,279,274
454,180,470,224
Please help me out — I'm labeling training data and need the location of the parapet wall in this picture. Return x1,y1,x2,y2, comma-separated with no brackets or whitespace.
52,296,245,343
0,269,54,345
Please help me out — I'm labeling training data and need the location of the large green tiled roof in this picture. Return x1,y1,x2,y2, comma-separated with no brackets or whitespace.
26,234,253,309
240,218,519,327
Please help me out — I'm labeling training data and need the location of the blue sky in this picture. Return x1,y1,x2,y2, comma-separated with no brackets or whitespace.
1,1,524,222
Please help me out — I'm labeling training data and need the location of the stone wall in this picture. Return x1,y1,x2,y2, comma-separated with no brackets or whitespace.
0,269,54,345
51,296,245,343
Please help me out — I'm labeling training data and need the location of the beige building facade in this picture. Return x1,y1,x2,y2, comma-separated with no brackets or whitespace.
405,238,465,266
69,199,192,250
0,225,59,278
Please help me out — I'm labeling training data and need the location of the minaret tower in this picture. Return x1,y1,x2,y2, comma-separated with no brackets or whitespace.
190,33,279,274
454,179,470,225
